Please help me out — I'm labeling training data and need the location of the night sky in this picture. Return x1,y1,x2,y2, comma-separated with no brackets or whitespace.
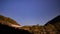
0,0,60,26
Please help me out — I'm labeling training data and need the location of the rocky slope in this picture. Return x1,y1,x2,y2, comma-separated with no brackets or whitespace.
0,15,60,34
0,15,32,34
0,15,20,26
45,15,60,32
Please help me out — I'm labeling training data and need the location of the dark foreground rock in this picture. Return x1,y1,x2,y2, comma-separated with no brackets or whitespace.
0,23,33,34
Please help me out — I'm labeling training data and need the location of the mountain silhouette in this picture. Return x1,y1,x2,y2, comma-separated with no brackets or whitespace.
0,15,20,26
45,15,60,34
0,15,60,34
0,15,33,34
45,15,60,25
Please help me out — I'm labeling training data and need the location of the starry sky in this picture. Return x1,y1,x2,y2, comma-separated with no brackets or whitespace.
0,0,60,26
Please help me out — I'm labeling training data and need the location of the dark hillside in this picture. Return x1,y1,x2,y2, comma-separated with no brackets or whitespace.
45,15,60,25
0,23,33,34
45,15,60,34
0,15,20,25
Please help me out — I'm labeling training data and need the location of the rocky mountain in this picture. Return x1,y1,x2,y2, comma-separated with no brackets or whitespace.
0,15,20,26
21,15,60,34
0,15,32,34
0,15,60,34
45,15,60,30
44,15,60,34
45,15,60,25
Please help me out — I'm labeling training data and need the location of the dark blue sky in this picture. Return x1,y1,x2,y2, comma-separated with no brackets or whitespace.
0,0,60,26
